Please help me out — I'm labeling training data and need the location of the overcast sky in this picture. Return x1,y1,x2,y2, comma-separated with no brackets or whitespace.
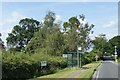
0,2,118,46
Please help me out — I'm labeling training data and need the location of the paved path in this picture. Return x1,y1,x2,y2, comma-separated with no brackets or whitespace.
61,70,81,78
97,61,118,80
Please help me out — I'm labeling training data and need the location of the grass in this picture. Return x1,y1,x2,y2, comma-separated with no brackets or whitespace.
78,61,101,79
33,61,101,79
118,57,120,62
37,67,78,78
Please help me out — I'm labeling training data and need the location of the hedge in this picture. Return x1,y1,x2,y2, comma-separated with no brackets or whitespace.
2,50,97,79
2,51,67,79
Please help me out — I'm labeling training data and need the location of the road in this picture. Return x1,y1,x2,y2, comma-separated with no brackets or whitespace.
97,60,118,80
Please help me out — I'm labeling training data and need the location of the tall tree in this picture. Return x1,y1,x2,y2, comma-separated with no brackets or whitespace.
25,11,64,56
63,15,94,52
92,34,108,55
6,18,40,52
44,11,55,27
108,35,120,57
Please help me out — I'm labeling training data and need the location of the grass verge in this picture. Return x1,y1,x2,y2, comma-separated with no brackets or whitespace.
118,57,120,62
32,61,101,79
78,61,101,80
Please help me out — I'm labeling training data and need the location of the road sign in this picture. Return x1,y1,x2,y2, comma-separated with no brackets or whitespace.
41,61,47,66
62,54,68,58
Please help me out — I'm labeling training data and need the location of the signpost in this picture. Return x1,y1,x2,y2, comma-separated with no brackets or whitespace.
40,61,47,73
77,45,82,68
41,61,47,66
95,55,99,61
114,46,118,62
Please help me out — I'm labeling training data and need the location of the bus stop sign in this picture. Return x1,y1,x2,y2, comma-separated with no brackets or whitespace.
41,61,47,66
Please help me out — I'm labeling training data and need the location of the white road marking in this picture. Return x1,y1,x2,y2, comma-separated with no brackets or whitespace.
96,68,100,79
96,63,102,79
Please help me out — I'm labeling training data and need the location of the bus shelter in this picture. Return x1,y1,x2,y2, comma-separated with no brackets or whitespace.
67,51,77,67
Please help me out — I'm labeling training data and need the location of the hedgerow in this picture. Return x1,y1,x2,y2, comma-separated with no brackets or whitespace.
2,50,67,79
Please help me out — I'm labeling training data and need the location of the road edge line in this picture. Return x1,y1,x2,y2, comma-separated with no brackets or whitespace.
96,62,102,79
91,61,102,80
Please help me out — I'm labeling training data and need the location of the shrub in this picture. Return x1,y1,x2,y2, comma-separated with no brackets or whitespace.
81,52,96,66
2,51,67,79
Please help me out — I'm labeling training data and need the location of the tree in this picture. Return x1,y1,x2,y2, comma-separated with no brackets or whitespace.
92,34,108,55
63,15,94,52
44,10,55,27
108,35,120,57
44,27,65,56
6,18,40,52
25,12,94,57
25,11,65,56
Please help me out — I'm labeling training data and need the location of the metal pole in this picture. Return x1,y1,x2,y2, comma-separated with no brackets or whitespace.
72,53,73,67
114,46,118,62
115,46,116,60
77,49,79,68
80,52,81,68
115,46,116,53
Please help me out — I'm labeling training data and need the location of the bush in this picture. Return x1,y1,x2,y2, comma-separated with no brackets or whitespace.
81,52,96,66
2,51,67,79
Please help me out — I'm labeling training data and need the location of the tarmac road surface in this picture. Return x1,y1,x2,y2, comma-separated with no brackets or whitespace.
97,60,118,80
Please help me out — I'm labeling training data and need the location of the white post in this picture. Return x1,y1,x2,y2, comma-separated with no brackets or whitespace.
77,49,79,68
114,46,118,62
80,52,81,68
77,46,81,68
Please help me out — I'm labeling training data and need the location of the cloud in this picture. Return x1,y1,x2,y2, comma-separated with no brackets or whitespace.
40,15,62,24
1,11,27,35
89,33,118,40
2,11,27,26
0,11,27,46
102,20,118,28
54,15,62,23
41,19,44,23
106,33,118,40
0,21,3,26
89,34,98,40
79,19,87,25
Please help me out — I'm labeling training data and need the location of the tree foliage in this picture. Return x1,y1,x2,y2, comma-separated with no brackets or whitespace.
92,34,120,59
25,11,65,56
25,12,94,57
44,11,56,27
4,11,99,79
2,50,67,79
63,15,94,52
108,35,120,57
92,34,108,54
6,18,40,52
91,34,107,59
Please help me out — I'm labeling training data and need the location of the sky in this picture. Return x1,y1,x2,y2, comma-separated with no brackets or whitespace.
0,2,118,46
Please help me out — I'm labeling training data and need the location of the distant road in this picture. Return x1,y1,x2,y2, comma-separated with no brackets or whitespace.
97,61,118,80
